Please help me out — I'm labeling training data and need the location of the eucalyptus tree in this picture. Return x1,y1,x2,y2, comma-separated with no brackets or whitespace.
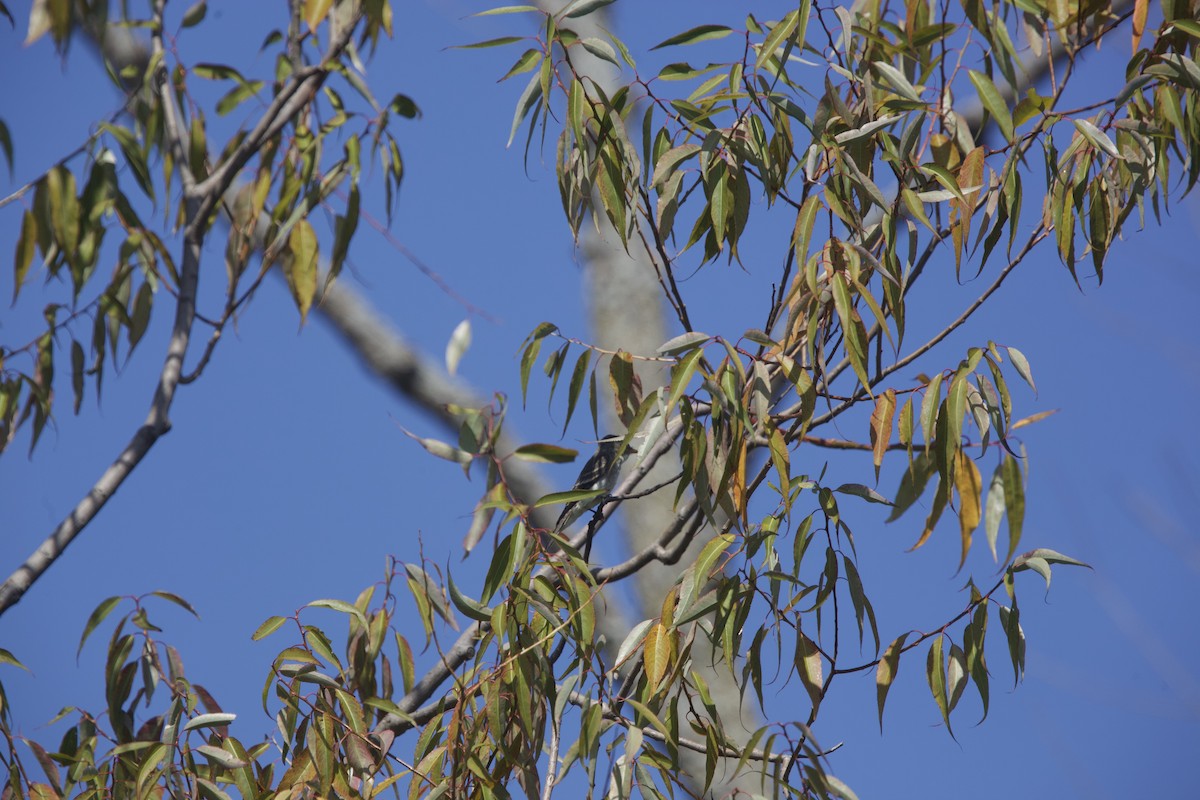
2,0,1195,798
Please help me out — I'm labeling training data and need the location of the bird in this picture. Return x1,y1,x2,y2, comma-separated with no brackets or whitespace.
554,434,633,545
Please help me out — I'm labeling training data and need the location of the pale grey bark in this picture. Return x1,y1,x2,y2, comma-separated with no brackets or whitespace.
535,3,763,796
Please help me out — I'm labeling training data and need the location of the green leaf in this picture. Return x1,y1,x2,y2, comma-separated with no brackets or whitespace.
180,0,206,28
963,603,989,721
508,68,544,148
1013,548,1092,591
561,0,616,18
652,144,700,188
843,555,879,651
404,430,473,470
188,114,208,179
887,452,935,521
999,454,1024,563
128,282,153,350
77,595,123,658
512,443,578,463
666,347,704,417
926,636,953,737
446,572,491,623
0,648,29,672
182,713,237,732
150,590,198,616
679,533,735,616
1008,347,1036,395
307,598,368,629
70,339,84,413
997,604,1025,685
651,24,734,50
563,348,591,434
967,70,1013,142
920,373,943,448
658,330,709,355
983,463,1005,561
454,35,525,49
1172,19,1200,38
216,81,265,116
1073,119,1120,160
872,61,922,103
534,488,604,509
614,618,654,666
579,37,619,66
98,125,153,203
755,9,799,71
795,632,823,713
472,5,539,16
330,183,358,280
251,616,288,640
834,483,891,504
791,195,821,262
192,62,245,82
500,48,542,82
947,643,968,712
14,209,36,301
830,274,871,394
0,117,12,176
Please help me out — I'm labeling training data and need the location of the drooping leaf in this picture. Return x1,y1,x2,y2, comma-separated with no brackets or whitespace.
77,596,123,658
967,70,1013,142
643,622,673,688
444,320,471,376
285,221,318,323
953,449,982,569
830,274,871,394
795,632,824,713
999,454,1024,564
926,635,953,737
870,389,895,482
876,633,908,731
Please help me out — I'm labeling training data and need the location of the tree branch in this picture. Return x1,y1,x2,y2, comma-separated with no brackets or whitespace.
0,5,363,616
0,5,202,616
371,417,689,737
315,280,560,532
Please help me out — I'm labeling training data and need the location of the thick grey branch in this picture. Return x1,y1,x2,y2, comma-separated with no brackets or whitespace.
315,281,559,532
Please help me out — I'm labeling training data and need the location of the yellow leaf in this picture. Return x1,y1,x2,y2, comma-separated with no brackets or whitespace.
954,449,982,569
643,622,674,689
870,389,896,482
286,221,319,323
950,147,985,277
304,0,334,31
1131,0,1148,53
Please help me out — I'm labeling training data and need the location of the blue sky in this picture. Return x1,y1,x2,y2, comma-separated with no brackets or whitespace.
2,2,1199,797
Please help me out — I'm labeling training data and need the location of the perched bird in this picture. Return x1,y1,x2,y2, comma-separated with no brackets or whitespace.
554,434,633,541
